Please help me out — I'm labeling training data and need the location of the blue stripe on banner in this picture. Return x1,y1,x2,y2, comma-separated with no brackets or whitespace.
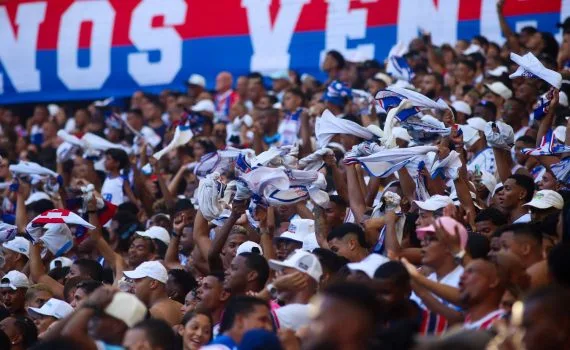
427,311,438,334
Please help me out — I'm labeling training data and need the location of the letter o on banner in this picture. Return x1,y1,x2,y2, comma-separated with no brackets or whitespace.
57,1,116,90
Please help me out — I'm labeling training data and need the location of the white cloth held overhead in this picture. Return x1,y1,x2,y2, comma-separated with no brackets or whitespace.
315,110,377,148
9,161,58,178
386,86,450,111
298,148,333,171
485,121,515,150
509,52,562,89
355,145,438,177
195,172,233,221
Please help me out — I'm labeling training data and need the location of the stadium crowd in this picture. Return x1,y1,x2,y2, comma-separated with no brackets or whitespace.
0,2,570,349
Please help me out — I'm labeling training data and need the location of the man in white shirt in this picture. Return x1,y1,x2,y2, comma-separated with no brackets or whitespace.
499,175,535,224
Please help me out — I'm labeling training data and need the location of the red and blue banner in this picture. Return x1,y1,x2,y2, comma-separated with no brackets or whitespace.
0,0,566,104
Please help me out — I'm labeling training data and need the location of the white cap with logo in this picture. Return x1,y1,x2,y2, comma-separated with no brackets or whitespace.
123,261,168,284
268,249,323,282
523,190,564,210
0,270,30,290
28,298,73,319
484,82,513,100
276,218,315,244
136,226,170,245
2,237,30,258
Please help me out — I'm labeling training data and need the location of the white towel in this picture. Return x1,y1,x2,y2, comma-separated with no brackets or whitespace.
298,148,333,171
9,161,58,178
510,52,562,89
0,223,18,244
386,86,449,111
355,146,438,177
485,121,514,150
315,110,376,148
31,209,95,229
195,173,231,221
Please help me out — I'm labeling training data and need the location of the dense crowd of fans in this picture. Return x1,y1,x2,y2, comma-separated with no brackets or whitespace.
1,2,570,350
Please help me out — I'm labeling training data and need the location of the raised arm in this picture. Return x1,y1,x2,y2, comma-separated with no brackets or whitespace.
164,214,188,270
345,163,367,224
324,154,349,202
192,211,211,264
312,204,329,249
149,157,175,210
258,206,277,260
29,242,64,299
207,201,247,272
496,0,522,53
299,109,312,158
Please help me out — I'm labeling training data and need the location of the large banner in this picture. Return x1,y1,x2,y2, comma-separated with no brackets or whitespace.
0,0,567,104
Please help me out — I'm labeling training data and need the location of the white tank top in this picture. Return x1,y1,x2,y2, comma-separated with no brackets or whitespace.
101,176,125,206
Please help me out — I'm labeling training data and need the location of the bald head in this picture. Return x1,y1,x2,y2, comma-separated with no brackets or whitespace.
216,71,233,93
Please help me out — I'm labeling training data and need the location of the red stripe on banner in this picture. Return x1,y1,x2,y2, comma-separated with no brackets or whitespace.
458,0,482,21
1,0,564,50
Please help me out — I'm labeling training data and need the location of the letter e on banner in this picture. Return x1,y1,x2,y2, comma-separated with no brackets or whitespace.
128,0,187,86
0,2,46,93
321,0,375,64
57,1,115,90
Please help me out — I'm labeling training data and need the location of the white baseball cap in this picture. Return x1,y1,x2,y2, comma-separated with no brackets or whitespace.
28,298,73,319
414,195,453,212
236,241,263,256
484,82,512,100
0,270,30,290
487,66,508,77
123,261,168,284
373,72,393,86
269,70,289,80
104,292,147,328
191,99,215,114
347,254,389,278
523,190,564,210
466,117,487,132
268,249,323,282
452,101,472,116
137,226,170,245
276,218,315,244
2,237,30,258
187,74,206,88
302,233,320,252
49,257,73,271
25,192,50,206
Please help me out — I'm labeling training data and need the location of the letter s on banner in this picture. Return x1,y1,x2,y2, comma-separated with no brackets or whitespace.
128,0,187,86
0,2,46,93
57,1,115,90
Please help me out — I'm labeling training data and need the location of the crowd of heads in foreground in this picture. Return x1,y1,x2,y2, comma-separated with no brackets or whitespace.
1,6,570,350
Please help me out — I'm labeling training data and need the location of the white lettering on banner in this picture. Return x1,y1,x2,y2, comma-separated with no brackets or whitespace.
320,0,375,64
397,0,459,46
128,0,186,86
57,1,115,90
0,2,46,93
558,0,570,41
480,0,504,44
242,0,309,73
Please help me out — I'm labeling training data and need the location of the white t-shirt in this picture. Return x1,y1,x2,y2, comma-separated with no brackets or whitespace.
467,148,496,175
101,176,125,206
411,265,464,310
274,303,311,330
513,213,531,223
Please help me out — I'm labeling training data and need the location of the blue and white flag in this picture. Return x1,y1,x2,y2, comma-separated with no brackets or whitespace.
386,56,415,82
355,146,438,177
523,129,570,156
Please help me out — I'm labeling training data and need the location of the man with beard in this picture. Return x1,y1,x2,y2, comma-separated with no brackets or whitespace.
420,72,444,100
459,259,506,330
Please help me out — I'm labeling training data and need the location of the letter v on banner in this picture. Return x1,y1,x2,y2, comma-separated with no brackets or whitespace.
0,2,46,93
242,0,310,73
